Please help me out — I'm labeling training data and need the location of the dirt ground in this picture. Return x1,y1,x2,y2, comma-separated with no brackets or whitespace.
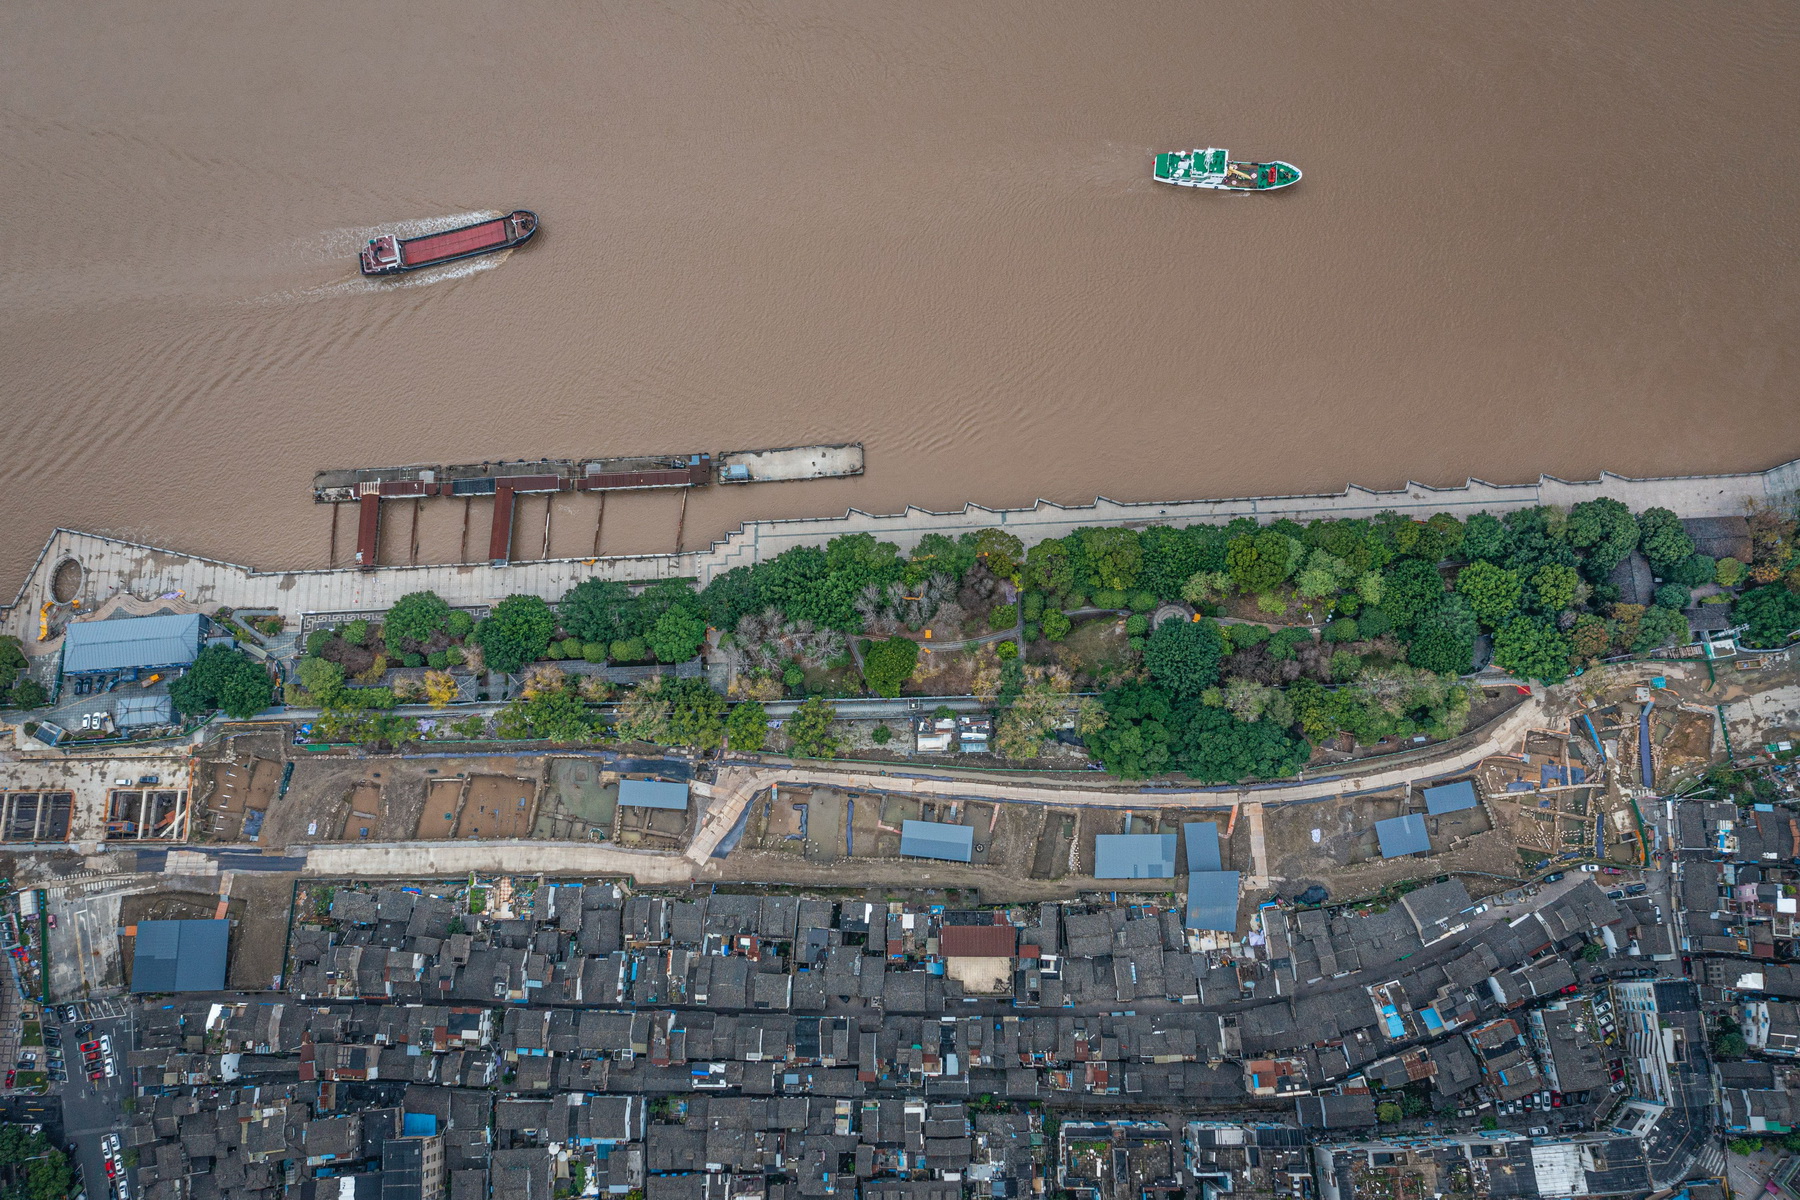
457,774,539,838
417,778,467,839
614,803,688,849
228,873,299,989
536,759,617,839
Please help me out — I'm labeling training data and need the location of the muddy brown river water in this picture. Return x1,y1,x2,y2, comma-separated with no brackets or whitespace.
2,2,1797,588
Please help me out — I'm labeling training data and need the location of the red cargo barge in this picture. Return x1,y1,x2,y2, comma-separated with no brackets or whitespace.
359,209,538,276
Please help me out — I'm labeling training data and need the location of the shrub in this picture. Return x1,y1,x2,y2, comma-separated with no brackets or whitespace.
9,679,49,710
402,653,424,669
1653,583,1689,611
782,664,805,688
446,610,474,639
1225,622,1269,649
305,629,332,656
1323,617,1360,643
546,641,567,660
1124,614,1149,636
995,640,1019,659
988,603,1018,631
1023,621,1041,643
583,642,607,663
341,618,370,647
1021,592,1044,621
444,646,465,667
647,607,708,663
610,638,647,664
1717,557,1748,587
426,651,449,669
871,724,892,745
1126,635,1144,653
1092,589,1128,610
1356,608,1393,639
559,637,583,659
1041,610,1072,641
1127,590,1157,613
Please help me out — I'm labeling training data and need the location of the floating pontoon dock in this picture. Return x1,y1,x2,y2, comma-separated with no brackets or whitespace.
314,444,862,570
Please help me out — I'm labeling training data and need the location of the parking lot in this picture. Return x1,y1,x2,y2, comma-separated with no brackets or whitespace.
48,999,135,1200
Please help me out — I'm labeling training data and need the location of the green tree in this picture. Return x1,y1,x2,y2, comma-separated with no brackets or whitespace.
1023,538,1075,596
1041,610,1072,641
1174,703,1308,784
1142,617,1225,700
1668,553,1716,588
1581,941,1605,962
1460,512,1512,563
972,528,1024,578
297,656,347,705
497,686,594,743
1491,616,1572,683
1567,497,1639,580
473,594,556,673
1714,1031,1749,1059
559,579,634,644
647,607,707,663
446,610,474,639
1729,1137,1763,1156
988,603,1019,631
1376,1102,1402,1124
1406,596,1478,675
861,637,920,697
726,701,768,751
1652,583,1690,611
1716,556,1748,588
1226,530,1298,593
1570,613,1611,660
1137,526,1205,600
169,645,272,719
1077,527,1143,591
1529,563,1581,614
1735,584,1800,647
1632,604,1688,653
1455,561,1524,629
1636,507,1695,574
665,678,727,750
8,678,49,710
1085,685,1173,779
0,635,26,693
341,618,370,646
786,697,840,758
1381,558,1447,629
383,590,450,654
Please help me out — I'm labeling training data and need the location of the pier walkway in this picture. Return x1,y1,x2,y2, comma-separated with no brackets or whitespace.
6,457,1798,649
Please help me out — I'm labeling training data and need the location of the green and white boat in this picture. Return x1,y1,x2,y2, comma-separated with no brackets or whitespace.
1154,148,1301,192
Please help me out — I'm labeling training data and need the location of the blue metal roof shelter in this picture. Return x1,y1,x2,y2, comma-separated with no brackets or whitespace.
63,613,205,676
131,919,228,992
1183,822,1222,872
1094,833,1177,879
1375,814,1432,858
1184,870,1241,932
617,778,689,811
1422,780,1478,815
899,819,974,863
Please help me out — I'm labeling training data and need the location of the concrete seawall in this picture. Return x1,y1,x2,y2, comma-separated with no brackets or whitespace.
6,457,1798,645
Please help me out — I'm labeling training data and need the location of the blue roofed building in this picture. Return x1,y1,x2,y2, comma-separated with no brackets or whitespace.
1183,822,1222,872
1422,780,1478,815
130,918,229,992
1094,833,1177,879
1375,813,1432,858
617,778,689,811
899,819,973,863
62,613,206,677
1184,870,1241,932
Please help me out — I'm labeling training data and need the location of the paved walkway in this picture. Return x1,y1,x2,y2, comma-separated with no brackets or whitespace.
9,458,1797,644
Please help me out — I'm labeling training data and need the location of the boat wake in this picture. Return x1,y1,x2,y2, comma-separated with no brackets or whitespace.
240,212,511,306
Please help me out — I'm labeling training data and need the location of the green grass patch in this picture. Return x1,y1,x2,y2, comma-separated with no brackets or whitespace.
20,1021,41,1047
467,887,487,914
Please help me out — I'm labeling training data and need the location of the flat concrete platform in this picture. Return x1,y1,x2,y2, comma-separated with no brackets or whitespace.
718,443,864,483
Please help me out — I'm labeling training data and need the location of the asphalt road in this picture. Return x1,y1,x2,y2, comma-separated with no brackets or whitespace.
48,1002,135,1200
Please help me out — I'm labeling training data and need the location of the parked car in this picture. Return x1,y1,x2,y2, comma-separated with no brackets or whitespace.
98,1035,111,1055
1602,866,1624,875
1579,863,1600,872
1529,1126,1549,1136
79,1041,99,1054
1626,883,1648,895
1543,872,1564,883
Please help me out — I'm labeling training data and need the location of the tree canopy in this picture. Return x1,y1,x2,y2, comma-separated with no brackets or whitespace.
1454,561,1523,629
1491,616,1572,683
169,645,272,719
1141,617,1224,700
472,594,556,673
383,590,450,654
861,637,920,698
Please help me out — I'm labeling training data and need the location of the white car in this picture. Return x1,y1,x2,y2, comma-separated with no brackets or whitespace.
1579,864,1600,872
99,1034,112,1055
103,1055,116,1077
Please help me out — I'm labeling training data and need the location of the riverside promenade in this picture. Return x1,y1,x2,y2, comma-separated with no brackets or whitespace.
6,457,1798,649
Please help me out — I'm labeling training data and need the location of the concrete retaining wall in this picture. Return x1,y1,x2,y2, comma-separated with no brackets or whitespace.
6,457,1798,645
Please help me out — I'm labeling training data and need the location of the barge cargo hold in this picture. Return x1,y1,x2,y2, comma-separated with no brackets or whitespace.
314,445,859,569
359,209,538,276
